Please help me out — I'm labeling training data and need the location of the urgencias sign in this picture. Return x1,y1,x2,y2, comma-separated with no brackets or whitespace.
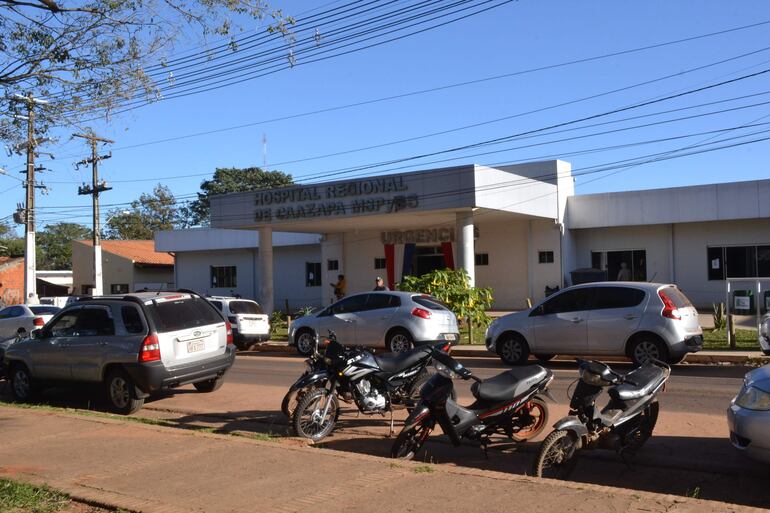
253,176,419,221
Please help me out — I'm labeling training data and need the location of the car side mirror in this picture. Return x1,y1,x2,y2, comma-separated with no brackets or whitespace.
30,329,43,339
530,305,544,317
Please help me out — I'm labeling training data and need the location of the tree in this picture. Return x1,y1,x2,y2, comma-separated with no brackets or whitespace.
184,167,294,226
37,222,92,269
105,183,181,239
399,268,494,335
0,1,291,145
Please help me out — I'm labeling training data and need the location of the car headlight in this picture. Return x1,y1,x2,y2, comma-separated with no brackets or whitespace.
735,385,770,411
434,361,459,379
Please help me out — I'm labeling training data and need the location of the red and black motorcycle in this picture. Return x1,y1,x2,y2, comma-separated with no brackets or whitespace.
391,347,553,459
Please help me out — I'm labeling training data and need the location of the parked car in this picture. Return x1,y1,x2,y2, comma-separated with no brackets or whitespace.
727,364,770,463
3,291,236,414
760,314,770,356
289,291,460,355
485,282,703,366
0,335,16,378
207,296,270,350
0,304,60,339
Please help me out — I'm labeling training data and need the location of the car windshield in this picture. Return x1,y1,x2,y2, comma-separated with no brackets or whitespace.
30,306,60,315
412,295,449,311
147,297,223,332
229,301,262,315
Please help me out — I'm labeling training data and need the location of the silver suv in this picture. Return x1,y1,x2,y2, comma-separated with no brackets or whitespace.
3,291,235,414
485,282,703,366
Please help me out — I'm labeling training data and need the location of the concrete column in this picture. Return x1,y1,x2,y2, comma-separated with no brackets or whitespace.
456,211,475,286
93,244,103,296
258,226,274,314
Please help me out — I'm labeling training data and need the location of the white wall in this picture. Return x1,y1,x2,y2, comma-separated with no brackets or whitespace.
528,219,562,304
474,220,530,310
673,219,770,307
174,245,322,310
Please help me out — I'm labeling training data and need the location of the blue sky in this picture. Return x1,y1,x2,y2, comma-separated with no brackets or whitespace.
3,0,770,229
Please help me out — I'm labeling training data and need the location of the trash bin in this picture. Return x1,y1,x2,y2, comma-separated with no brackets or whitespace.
570,268,607,285
733,290,754,315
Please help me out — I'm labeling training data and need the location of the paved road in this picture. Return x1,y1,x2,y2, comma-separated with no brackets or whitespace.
223,354,747,416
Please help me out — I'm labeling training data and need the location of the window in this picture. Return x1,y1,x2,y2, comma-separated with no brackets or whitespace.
306,262,321,287
591,249,647,281
374,257,386,270
146,298,223,332
75,307,115,336
49,310,80,337
591,287,645,310
229,300,263,314
327,259,339,271
2,306,25,318
475,253,489,266
210,266,237,288
81,285,93,295
538,251,554,264
121,306,145,334
111,284,129,294
210,300,223,311
707,245,770,280
537,288,591,315
412,296,450,311
365,294,400,311
30,306,60,316
330,294,367,314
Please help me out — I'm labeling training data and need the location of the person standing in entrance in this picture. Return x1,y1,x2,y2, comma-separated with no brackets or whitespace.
617,262,632,281
331,274,346,301
373,277,389,291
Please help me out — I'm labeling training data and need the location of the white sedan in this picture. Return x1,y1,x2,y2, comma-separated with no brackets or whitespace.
0,304,60,339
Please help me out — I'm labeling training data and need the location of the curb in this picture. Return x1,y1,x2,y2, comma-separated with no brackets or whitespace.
238,343,770,365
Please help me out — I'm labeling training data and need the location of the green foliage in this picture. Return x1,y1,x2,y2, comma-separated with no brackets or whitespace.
0,478,70,513
183,167,294,226
712,302,726,330
398,268,494,328
295,305,315,318
1,237,25,258
37,222,92,270
105,184,181,240
0,2,290,145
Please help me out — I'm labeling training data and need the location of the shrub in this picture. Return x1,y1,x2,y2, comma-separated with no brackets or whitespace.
398,268,494,328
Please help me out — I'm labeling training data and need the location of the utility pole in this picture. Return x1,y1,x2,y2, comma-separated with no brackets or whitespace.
74,132,113,296
11,93,48,304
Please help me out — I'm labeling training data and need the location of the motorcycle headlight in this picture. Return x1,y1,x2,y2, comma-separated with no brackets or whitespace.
434,361,459,379
735,385,770,411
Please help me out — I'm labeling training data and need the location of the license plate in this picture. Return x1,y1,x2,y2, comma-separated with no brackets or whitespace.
187,340,205,353
444,333,457,341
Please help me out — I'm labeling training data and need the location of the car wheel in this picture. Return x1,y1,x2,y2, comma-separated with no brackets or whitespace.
105,368,144,415
193,376,225,393
629,338,669,367
295,329,316,356
387,329,414,353
9,363,38,402
498,333,530,365
235,338,253,351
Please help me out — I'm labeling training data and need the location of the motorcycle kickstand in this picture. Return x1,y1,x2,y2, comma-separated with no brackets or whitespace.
388,410,395,438
480,439,490,459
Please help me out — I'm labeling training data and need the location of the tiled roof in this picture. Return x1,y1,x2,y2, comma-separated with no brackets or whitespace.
78,240,174,266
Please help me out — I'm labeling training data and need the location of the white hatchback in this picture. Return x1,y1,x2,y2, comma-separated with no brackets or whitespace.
208,297,270,350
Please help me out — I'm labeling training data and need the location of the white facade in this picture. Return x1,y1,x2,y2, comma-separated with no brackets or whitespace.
160,164,770,312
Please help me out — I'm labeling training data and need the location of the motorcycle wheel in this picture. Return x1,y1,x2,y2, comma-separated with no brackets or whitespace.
511,397,549,442
391,419,435,460
292,388,339,442
531,429,579,479
624,400,659,452
281,388,307,418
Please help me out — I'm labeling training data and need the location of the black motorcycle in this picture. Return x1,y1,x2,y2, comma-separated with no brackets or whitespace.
281,341,326,418
391,347,554,460
291,332,450,442
531,358,670,479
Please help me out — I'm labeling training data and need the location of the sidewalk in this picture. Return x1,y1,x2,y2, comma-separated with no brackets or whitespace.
244,341,769,365
0,405,757,513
